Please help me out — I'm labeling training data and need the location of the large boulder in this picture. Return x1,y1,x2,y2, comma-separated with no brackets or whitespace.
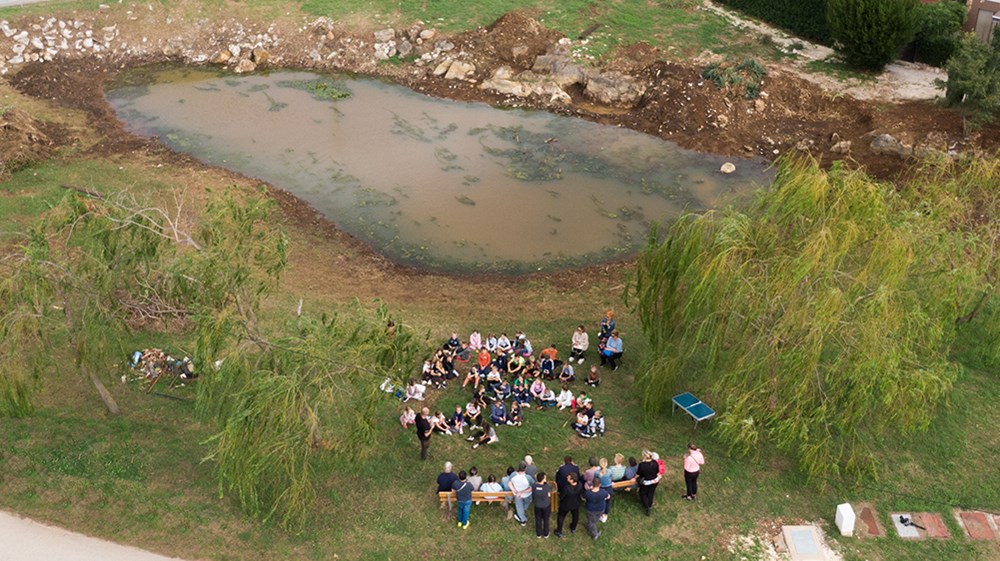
531,53,587,88
445,60,476,80
584,71,646,107
870,134,912,158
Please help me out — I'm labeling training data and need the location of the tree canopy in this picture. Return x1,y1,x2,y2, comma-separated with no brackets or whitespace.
0,186,422,529
628,157,993,481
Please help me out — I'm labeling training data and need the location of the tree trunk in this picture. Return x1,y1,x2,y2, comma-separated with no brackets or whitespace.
87,368,121,416
956,291,992,326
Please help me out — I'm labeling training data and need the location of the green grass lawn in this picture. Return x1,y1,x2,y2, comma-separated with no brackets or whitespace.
0,283,998,560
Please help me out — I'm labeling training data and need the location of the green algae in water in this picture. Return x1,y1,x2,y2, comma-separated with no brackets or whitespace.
276,77,352,101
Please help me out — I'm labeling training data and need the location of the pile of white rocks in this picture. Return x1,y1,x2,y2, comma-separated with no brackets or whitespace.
1,18,118,74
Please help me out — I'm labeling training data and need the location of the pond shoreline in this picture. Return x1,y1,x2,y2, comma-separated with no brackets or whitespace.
1,7,987,279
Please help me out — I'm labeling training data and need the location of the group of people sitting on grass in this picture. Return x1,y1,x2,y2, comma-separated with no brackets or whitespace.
399,311,624,443
434,446,705,539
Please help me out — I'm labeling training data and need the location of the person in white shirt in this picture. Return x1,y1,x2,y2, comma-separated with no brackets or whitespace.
403,379,426,402
496,333,513,354
570,324,590,364
557,384,574,410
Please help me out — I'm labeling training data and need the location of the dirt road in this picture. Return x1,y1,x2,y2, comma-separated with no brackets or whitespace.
0,511,185,561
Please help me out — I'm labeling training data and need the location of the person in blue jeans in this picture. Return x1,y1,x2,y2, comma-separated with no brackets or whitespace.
583,480,610,540
452,470,474,529
509,462,533,526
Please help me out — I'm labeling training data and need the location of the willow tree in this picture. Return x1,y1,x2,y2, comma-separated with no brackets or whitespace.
0,185,422,529
628,157,988,481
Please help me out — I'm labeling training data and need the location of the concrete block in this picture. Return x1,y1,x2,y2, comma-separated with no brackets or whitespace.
890,513,921,539
835,503,855,536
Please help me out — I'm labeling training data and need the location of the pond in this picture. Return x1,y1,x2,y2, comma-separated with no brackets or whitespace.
106,67,772,274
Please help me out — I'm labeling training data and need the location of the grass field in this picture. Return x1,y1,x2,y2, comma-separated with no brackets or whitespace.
1,208,998,561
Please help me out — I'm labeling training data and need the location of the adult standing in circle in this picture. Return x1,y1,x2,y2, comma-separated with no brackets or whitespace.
636,449,661,516
682,443,705,501
555,471,582,538
415,407,432,461
531,471,552,538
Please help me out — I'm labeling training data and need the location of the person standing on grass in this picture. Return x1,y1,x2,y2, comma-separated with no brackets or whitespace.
415,407,432,460
637,449,661,516
452,470,474,530
598,457,614,523
583,479,609,540
509,462,533,526
555,455,580,492
682,443,705,501
555,471,582,538
532,471,552,538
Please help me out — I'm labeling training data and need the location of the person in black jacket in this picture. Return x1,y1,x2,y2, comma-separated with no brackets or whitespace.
636,449,661,516
415,407,432,460
554,472,583,537
555,455,580,493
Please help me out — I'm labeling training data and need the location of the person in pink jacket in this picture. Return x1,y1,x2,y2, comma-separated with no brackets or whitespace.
682,444,705,501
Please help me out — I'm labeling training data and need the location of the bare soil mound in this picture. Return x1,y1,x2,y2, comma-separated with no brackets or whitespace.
0,106,52,178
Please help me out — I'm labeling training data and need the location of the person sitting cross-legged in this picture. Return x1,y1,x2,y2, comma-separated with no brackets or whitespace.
512,373,531,407
556,384,574,410
507,400,523,427
471,422,498,449
538,386,557,409
529,377,547,405
490,399,508,426
558,363,575,384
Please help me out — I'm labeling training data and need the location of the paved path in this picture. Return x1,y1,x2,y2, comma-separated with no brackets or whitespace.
703,0,946,102
0,511,185,561
0,0,52,8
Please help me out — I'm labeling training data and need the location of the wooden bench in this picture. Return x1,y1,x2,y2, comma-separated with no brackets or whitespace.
437,478,638,512
438,490,515,511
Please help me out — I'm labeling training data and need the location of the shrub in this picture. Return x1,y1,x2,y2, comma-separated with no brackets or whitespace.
941,33,1000,132
828,0,920,71
717,0,832,45
701,58,767,100
914,1,968,67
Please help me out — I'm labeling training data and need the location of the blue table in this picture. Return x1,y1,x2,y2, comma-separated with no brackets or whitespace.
672,392,716,428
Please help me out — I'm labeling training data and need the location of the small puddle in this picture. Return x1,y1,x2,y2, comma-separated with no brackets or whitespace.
107,67,772,273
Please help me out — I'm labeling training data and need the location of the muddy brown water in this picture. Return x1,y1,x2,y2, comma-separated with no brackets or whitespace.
107,67,772,273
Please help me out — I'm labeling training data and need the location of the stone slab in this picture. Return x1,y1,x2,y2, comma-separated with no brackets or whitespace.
890,513,922,539
917,513,950,539
958,511,996,540
835,503,855,536
855,504,885,538
782,525,826,561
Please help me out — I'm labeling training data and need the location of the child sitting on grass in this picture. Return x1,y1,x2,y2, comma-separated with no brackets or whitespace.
585,365,601,387
400,405,416,429
508,401,523,427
